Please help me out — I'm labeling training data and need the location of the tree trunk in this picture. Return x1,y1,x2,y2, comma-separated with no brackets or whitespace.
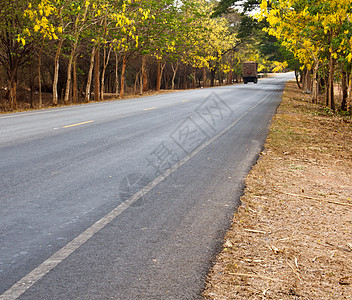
64,42,77,105
8,77,17,110
305,69,311,93
227,70,232,85
325,76,329,107
156,60,165,91
156,60,161,91
64,3,89,104
171,61,179,90
134,71,140,94
302,69,306,90
202,67,206,88
164,74,169,90
341,69,348,111
183,65,187,89
120,55,127,98
85,47,96,103
8,63,18,110
30,76,34,109
38,38,44,109
94,48,100,101
192,68,196,88
101,45,112,101
143,62,148,91
73,54,78,103
70,73,73,104
312,62,319,103
348,71,352,112
140,55,146,95
295,69,301,89
328,53,335,110
302,69,307,92
53,38,63,106
115,51,119,97
210,69,215,87
11,80,17,110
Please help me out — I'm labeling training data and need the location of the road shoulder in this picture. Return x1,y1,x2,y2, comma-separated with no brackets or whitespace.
203,81,352,299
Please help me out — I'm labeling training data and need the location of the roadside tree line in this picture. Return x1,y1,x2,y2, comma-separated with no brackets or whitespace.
0,0,288,111
259,0,352,112
0,0,239,110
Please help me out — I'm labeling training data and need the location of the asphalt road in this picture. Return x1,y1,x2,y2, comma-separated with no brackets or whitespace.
0,73,294,299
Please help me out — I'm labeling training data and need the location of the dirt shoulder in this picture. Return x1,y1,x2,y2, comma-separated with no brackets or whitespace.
203,82,352,299
0,89,180,114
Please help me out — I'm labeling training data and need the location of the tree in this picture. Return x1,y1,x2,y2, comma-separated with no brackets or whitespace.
1,0,287,111
259,0,352,110
180,0,237,87
23,0,62,107
0,0,31,110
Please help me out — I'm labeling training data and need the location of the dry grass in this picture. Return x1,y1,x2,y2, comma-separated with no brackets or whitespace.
0,89,180,114
203,82,352,299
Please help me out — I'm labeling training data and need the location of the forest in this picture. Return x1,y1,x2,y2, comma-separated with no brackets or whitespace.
0,0,351,113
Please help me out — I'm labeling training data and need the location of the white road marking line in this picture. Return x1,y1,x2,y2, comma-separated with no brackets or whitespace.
0,92,273,300
143,107,157,111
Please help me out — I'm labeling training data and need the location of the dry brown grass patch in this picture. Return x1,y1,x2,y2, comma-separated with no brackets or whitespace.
203,81,352,299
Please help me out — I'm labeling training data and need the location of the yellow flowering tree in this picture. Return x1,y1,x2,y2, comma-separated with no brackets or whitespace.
259,0,352,109
0,0,32,109
181,0,237,87
23,0,62,107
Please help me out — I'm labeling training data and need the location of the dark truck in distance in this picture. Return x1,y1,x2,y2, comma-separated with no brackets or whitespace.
242,61,258,84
